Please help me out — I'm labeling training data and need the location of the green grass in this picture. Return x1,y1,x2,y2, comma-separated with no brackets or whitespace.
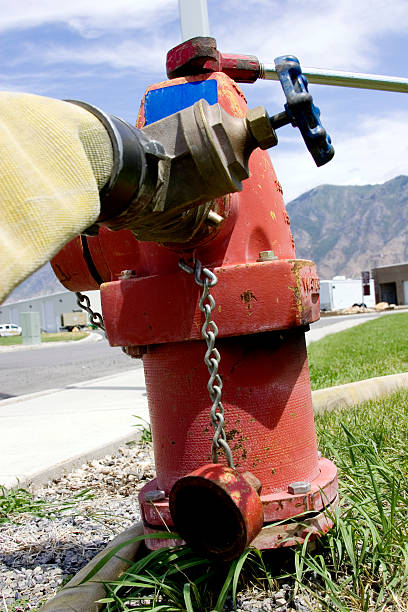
307,313,408,389
83,535,273,612
296,390,408,610
0,331,89,346
0,486,93,524
86,390,408,611
133,416,153,444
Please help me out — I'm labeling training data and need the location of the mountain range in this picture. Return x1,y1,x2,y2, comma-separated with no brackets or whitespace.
286,175,408,279
4,175,408,303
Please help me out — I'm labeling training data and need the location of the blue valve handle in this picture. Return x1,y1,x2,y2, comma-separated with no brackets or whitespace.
274,55,334,167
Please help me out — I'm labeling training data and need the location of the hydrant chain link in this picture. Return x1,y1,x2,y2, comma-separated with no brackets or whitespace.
178,258,234,468
75,291,105,332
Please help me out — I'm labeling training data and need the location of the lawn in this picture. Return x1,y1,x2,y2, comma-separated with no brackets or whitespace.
307,313,408,389
0,331,89,346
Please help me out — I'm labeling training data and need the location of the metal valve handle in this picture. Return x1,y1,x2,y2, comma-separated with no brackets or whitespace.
272,55,335,167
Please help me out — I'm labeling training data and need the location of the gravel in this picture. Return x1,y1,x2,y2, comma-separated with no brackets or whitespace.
0,442,317,611
0,441,155,610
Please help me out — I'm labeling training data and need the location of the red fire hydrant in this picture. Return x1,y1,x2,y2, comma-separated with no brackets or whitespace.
52,39,338,558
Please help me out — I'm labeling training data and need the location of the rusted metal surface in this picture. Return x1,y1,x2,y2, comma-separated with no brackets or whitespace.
101,259,320,346
166,36,408,93
143,331,319,493
166,37,261,83
52,73,295,292
252,495,339,549
220,53,261,83
261,457,338,522
166,37,219,78
169,464,264,560
122,345,147,359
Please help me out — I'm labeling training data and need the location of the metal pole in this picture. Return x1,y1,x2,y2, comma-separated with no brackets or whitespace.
178,0,210,42
261,64,408,93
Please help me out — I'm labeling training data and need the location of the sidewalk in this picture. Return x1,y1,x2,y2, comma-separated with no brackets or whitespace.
0,312,402,489
0,368,148,488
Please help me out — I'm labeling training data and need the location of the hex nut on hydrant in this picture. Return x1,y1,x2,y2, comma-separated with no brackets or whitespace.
247,106,278,150
145,489,166,502
288,481,311,495
258,250,278,261
120,269,137,279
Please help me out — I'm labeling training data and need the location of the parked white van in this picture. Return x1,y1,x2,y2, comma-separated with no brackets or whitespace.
0,323,22,336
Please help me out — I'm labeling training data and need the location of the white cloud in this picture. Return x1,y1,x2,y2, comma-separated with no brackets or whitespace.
2,0,407,75
212,0,407,72
270,110,408,202
0,0,178,33
39,38,172,72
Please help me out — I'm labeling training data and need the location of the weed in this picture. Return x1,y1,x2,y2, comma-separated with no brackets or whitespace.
3,599,45,612
296,390,408,609
133,416,152,444
5,598,44,611
0,486,93,524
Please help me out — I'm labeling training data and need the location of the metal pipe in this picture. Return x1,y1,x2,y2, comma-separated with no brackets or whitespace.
261,64,408,93
178,0,210,41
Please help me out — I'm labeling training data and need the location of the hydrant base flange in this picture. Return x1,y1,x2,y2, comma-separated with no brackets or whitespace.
139,457,337,551
251,494,339,550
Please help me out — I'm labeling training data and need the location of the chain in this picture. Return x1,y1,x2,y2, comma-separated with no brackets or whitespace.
75,292,106,332
179,259,234,468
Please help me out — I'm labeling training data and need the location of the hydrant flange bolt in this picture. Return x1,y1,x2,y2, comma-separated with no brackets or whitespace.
258,250,278,261
145,489,166,502
120,269,137,279
288,481,311,495
122,345,147,359
207,210,224,227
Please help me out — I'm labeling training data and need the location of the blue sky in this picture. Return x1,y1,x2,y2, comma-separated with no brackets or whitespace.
1,0,407,202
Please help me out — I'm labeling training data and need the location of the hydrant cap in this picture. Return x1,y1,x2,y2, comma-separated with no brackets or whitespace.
169,463,264,561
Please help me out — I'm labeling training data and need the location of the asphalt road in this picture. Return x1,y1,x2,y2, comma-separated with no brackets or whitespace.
1,311,402,400
0,335,140,399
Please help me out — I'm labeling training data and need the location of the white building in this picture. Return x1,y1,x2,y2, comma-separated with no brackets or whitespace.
320,277,375,311
0,290,101,333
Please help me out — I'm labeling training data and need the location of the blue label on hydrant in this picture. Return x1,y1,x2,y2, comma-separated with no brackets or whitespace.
144,79,218,125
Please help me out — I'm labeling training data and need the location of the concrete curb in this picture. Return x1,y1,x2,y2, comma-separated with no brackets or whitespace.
312,371,408,413
41,522,145,611
23,431,142,491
